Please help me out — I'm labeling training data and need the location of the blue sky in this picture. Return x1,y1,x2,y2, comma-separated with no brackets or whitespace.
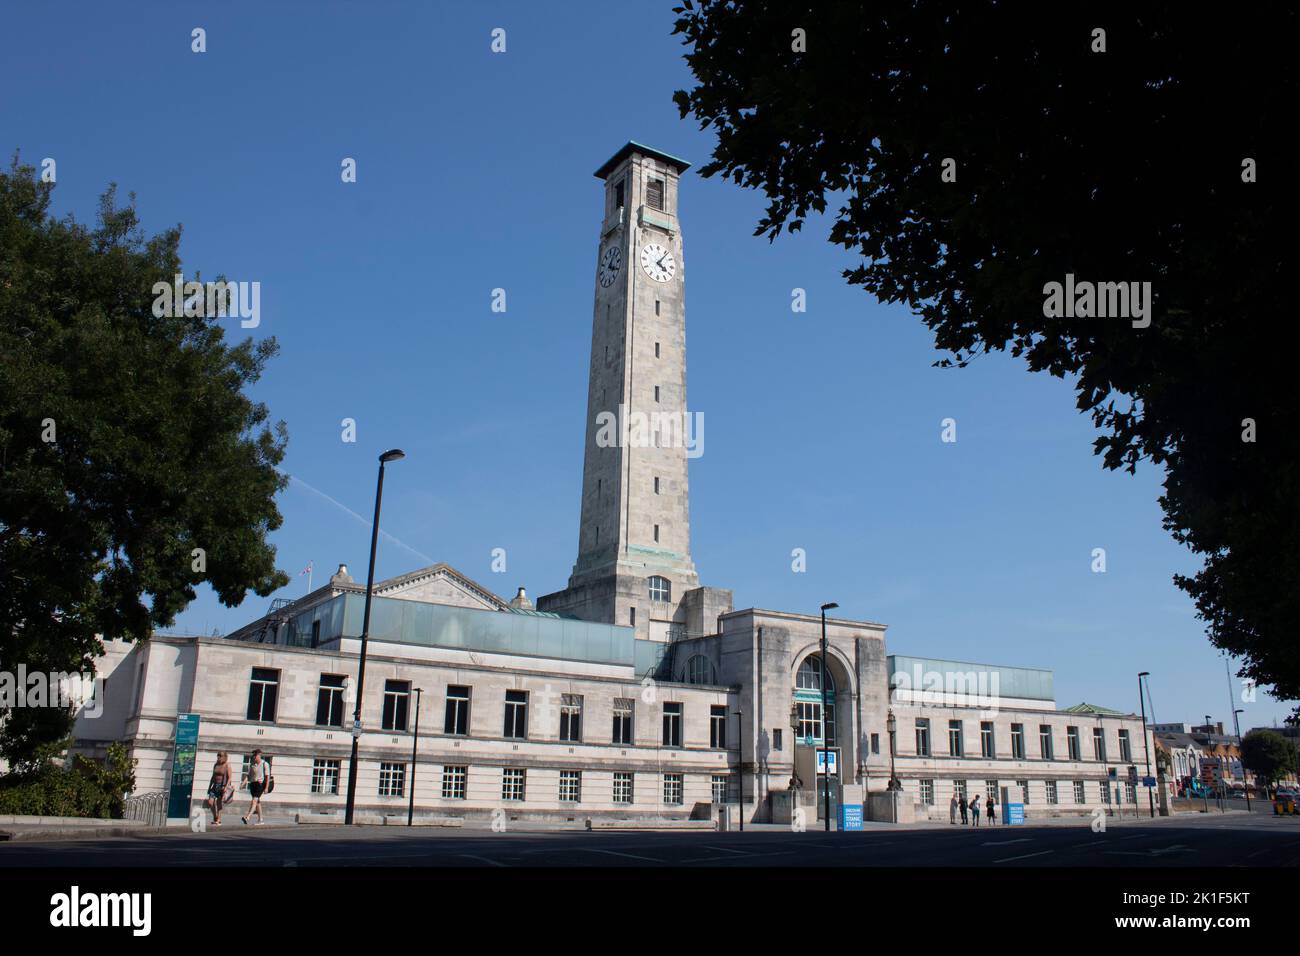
3,1,1288,729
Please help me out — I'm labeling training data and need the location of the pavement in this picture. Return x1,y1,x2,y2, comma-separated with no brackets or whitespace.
1,807,1297,867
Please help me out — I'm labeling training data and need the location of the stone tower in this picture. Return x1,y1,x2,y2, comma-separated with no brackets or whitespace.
538,142,731,643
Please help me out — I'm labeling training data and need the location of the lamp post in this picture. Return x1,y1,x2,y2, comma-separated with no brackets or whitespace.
819,602,838,831
789,701,801,823
1286,716,1300,791
1232,708,1249,811
735,707,744,832
1137,671,1155,819
886,709,900,791
407,686,423,826
344,448,405,826
1096,714,1112,816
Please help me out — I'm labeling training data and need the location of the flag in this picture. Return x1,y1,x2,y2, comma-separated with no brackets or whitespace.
298,561,313,577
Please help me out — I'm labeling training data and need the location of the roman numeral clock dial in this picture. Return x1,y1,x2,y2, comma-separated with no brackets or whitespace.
598,245,622,287
640,242,676,282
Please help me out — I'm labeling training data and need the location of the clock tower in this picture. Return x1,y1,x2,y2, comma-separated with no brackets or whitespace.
538,142,732,646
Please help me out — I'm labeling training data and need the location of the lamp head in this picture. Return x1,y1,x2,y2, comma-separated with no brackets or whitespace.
380,449,406,463
820,602,839,612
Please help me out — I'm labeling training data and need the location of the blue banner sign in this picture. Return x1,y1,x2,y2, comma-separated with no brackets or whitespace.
1003,802,1026,825
166,713,201,819
839,803,864,831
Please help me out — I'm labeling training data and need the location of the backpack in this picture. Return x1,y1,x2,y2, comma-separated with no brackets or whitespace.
265,771,275,794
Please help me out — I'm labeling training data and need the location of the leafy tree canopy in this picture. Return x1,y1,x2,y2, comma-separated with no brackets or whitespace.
0,157,289,763
1240,729,1296,791
673,2,1299,701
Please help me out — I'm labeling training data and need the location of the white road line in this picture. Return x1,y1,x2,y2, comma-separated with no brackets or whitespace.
459,853,508,867
704,845,749,854
982,838,1032,846
1072,840,1107,848
994,849,1054,863
585,848,660,863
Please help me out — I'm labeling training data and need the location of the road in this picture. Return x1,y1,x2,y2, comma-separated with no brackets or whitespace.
3,811,1298,867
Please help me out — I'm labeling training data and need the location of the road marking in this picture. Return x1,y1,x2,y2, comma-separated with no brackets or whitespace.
459,853,508,867
704,845,749,854
1071,840,1107,848
982,838,1031,846
586,848,660,863
993,849,1053,863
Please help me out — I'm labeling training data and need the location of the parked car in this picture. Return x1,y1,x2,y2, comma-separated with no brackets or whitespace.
1273,790,1299,815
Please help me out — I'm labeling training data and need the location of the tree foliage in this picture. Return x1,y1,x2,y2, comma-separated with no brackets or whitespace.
0,158,289,761
1240,729,1296,791
673,2,1299,700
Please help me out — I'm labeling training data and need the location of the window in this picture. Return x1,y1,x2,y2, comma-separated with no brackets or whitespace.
1017,779,1030,804
954,779,967,800
1045,781,1058,805
503,689,528,739
871,733,880,755
796,656,832,692
712,774,730,803
311,758,340,795
655,342,660,358
1011,723,1026,759
310,619,321,647
985,779,999,801
663,773,683,805
382,679,411,732
980,721,995,758
920,780,934,805
648,575,671,602
630,607,635,626
502,768,526,801
612,698,633,745
560,694,583,742
663,702,682,747
246,668,280,722
915,719,931,757
683,654,717,684
1125,781,1136,804
379,762,406,798
654,476,660,493
1073,780,1085,803
614,180,624,209
1100,779,1111,804
1118,729,1132,762
444,685,470,735
654,385,660,403
441,765,467,800
774,728,784,751
654,301,660,316
559,770,581,803
1067,726,1081,761
653,524,659,542
1093,727,1107,761
948,719,963,757
316,674,346,727
1039,725,1054,760
613,771,634,804
710,705,728,748
646,177,664,210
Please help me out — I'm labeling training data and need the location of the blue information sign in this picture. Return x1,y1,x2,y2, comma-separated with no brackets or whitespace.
838,803,864,831
167,713,201,819
1003,802,1026,826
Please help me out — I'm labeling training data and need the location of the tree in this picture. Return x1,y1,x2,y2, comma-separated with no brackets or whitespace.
1240,730,1296,792
0,158,289,765
672,2,1300,700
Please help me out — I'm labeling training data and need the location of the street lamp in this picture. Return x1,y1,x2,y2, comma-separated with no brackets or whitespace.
1137,671,1155,819
886,709,900,791
1232,708,1250,811
819,602,838,831
789,702,801,790
344,448,405,826
734,707,744,833
408,687,423,826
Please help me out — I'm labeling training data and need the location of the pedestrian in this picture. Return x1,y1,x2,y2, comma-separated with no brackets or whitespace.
969,794,981,826
959,791,968,824
986,793,996,825
242,749,270,825
204,751,232,826
949,791,960,824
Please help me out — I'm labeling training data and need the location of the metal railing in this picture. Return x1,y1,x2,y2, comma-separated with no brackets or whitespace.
123,791,167,827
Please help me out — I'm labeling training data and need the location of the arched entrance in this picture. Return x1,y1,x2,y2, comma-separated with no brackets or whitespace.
791,653,849,823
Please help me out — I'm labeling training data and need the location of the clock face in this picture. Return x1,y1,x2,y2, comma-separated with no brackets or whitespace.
640,242,676,283
598,245,622,288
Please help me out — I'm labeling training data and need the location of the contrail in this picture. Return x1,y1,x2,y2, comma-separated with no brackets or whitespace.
279,469,436,565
